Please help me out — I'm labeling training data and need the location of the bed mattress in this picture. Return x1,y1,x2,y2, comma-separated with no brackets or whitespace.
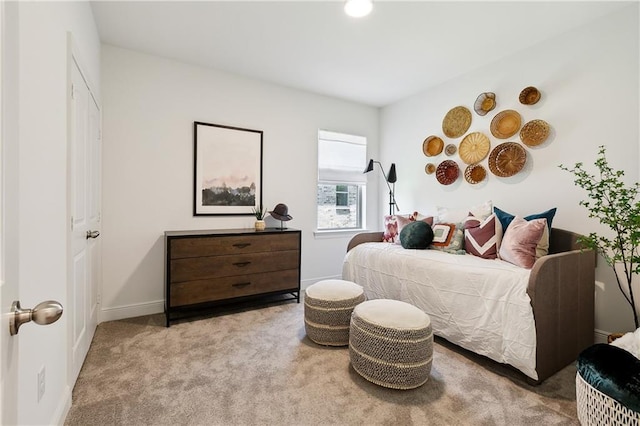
342,242,538,380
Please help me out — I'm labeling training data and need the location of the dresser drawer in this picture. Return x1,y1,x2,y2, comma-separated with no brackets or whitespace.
170,250,299,283
170,233,299,259
164,228,301,326
170,269,299,306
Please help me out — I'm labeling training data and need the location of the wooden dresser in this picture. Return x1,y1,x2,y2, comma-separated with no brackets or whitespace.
164,228,301,326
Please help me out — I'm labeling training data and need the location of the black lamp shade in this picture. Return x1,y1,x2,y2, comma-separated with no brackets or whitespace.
364,159,374,173
388,163,397,183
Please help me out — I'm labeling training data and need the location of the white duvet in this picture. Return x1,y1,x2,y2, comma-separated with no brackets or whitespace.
342,242,538,380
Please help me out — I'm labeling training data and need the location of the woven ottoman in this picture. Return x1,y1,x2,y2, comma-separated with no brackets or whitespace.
304,279,365,346
349,299,433,389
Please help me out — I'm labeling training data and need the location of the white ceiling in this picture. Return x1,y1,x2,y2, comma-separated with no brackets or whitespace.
90,1,630,107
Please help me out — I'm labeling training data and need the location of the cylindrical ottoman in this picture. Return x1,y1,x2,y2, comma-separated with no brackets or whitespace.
304,279,365,346
349,299,433,389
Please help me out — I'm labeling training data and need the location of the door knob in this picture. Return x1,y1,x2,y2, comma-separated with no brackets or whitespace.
86,230,100,239
9,300,63,336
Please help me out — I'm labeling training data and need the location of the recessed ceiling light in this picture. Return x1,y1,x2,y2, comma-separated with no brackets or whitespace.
344,0,373,18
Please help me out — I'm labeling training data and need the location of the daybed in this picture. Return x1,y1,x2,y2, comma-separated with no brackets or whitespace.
343,228,595,384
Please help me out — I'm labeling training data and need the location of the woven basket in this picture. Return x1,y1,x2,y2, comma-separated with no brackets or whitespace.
576,372,640,425
349,300,433,390
304,281,365,346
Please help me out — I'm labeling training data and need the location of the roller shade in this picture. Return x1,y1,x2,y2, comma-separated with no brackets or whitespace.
318,130,367,184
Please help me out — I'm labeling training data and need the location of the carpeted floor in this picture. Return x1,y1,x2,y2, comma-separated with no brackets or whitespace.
64,301,579,425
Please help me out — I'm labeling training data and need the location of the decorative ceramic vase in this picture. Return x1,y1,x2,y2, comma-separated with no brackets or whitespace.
255,220,266,231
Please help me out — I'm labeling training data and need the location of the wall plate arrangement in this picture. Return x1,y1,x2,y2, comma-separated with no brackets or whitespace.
474,92,496,116
488,142,527,177
464,164,487,184
445,143,457,156
520,119,550,146
459,132,490,164
423,135,444,157
423,86,551,185
519,86,541,105
442,106,472,138
436,160,459,185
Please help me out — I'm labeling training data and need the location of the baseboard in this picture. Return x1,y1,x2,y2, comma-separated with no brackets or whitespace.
99,300,164,323
300,275,342,291
98,278,342,323
54,385,71,426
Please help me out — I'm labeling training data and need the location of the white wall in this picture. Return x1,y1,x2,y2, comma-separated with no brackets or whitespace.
16,1,100,424
100,45,379,321
380,6,639,334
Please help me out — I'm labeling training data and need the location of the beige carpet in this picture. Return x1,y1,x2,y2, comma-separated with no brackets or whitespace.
64,301,579,425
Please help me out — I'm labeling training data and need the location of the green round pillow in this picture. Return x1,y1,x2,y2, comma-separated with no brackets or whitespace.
400,221,434,249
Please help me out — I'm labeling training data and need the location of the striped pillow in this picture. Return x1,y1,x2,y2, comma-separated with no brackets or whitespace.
464,212,502,259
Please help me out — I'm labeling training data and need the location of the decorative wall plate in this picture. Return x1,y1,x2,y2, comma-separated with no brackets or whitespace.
442,106,472,138
464,164,487,184
425,163,436,174
519,86,541,105
488,142,527,177
445,143,457,156
459,132,490,164
520,119,550,147
436,160,459,185
474,92,496,116
423,135,444,157
490,110,522,139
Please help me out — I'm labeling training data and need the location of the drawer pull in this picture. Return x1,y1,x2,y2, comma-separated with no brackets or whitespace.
233,261,251,268
232,282,251,288
233,243,251,249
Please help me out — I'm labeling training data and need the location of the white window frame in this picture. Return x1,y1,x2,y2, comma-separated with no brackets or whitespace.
316,130,367,233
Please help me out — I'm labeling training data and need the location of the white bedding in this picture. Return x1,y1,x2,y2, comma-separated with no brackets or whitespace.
342,242,538,380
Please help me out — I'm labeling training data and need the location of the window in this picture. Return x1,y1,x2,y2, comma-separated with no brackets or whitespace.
317,130,366,230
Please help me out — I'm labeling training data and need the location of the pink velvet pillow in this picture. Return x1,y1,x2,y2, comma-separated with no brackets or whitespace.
498,216,547,269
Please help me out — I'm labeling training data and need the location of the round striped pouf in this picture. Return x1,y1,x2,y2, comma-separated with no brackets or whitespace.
304,279,365,346
349,299,433,389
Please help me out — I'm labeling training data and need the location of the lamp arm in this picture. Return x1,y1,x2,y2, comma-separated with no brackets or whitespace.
373,161,400,213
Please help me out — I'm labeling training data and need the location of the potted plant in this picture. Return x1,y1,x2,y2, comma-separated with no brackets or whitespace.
252,205,267,231
560,146,640,329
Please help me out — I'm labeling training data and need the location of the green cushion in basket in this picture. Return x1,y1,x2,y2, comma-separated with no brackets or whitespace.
400,221,434,249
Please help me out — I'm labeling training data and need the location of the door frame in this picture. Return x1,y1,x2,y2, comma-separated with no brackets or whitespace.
1,1,20,424
66,32,102,388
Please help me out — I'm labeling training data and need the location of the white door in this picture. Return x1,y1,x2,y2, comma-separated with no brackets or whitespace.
68,52,101,383
1,1,19,424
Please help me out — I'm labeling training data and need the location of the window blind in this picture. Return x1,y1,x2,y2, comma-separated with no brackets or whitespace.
318,130,367,184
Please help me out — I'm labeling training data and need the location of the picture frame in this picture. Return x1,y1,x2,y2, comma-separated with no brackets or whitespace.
193,121,263,216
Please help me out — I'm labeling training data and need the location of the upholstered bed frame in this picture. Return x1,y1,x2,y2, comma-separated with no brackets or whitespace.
346,228,596,384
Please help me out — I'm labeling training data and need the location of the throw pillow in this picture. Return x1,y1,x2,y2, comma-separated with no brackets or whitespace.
430,222,465,254
498,216,547,269
493,206,557,232
464,212,502,259
400,221,434,249
493,206,555,258
395,215,434,245
382,212,416,243
437,200,493,223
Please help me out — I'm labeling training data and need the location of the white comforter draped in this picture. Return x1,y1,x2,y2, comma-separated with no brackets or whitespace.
342,243,538,380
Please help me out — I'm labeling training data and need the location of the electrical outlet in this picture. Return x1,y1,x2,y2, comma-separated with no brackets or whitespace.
37,366,45,402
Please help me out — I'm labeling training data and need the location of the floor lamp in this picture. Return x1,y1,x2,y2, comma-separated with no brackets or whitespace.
364,159,399,215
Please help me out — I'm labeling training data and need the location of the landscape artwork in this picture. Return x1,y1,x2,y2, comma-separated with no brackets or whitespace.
193,121,263,215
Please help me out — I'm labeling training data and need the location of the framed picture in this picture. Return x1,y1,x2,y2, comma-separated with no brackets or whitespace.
193,121,263,216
